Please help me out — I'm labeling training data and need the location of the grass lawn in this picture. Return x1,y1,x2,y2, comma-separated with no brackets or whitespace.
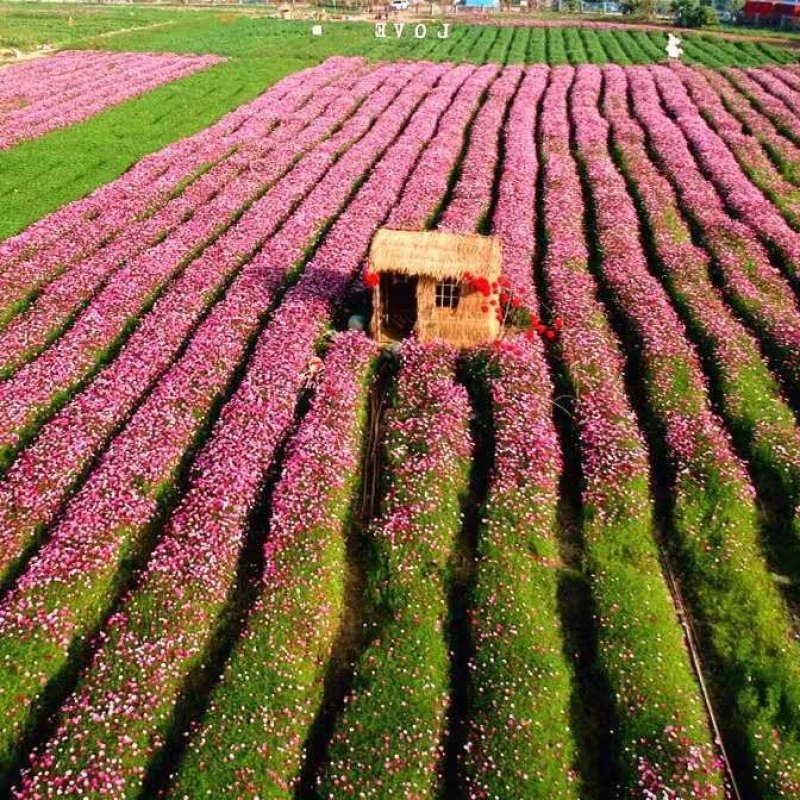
0,2,211,50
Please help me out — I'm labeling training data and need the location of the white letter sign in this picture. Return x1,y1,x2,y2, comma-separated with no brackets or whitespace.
374,22,453,43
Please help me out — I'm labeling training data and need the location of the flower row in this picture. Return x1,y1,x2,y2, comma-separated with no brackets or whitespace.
540,66,723,796
746,65,800,120
387,63,497,231
604,62,800,576
0,50,223,150
0,65,378,469
440,67,520,232
456,63,580,799
0,61,413,592
627,66,800,402
0,60,435,787
696,66,800,188
0,58,353,313
464,341,579,799
652,65,800,285
672,64,800,229
605,64,800,798
0,61,381,380
723,67,800,154
7,61,464,798
319,340,472,798
168,332,376,798
489,65,546,307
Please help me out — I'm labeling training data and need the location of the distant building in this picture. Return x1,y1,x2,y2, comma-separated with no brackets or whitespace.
743,0,800,22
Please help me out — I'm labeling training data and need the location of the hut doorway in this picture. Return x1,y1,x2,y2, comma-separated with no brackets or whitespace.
380,273,417,340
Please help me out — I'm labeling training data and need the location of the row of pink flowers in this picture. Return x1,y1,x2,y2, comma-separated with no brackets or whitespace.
0,50,114,102
699,66,800,183
0,60,434,786
0,64,379,378
0,50,223,150
0,58,355,313
489,65,546,307
627,65,800,399
387,63,497,230
320,339,472,798
439,67,521,230
745,65,800,120
0,50,194,106
461,63,579,798
0,51,188,125
606,64,800,799
0,61,412,590
652,65,800,283
168,332,376,798
542,64,724,797
723,67,800,156
671,63,800,228
765,64,800,95
465,338,578,797
603,63,800,551
0,64,380,464
540,66,650,510
8,61,465,799
452,12,670,33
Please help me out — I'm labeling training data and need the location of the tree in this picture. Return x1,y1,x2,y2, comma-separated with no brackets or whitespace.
672,0,719,25
621,0,658,19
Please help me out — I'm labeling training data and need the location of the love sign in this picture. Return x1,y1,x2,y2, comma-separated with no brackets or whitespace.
374,22,451,39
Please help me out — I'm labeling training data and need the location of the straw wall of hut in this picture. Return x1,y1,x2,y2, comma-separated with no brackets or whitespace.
368,228,502,349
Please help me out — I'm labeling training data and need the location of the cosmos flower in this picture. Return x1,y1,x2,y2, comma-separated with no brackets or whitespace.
0,50,223,151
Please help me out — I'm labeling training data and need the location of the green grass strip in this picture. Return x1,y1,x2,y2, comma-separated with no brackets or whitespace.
0,57,295,240
506,25,530,65
528,26,547,64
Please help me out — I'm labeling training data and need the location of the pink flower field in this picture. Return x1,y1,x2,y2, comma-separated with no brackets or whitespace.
1,54,800,799
0,49,223,149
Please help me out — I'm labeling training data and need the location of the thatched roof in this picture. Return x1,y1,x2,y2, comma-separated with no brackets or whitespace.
369,228,502,281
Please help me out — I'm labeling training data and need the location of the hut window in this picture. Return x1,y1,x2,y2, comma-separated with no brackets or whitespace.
435,278,460,309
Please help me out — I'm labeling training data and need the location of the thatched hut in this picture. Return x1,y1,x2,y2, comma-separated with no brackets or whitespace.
368,228,502,349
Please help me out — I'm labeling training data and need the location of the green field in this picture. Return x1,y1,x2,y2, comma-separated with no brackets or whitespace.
0,2,207,50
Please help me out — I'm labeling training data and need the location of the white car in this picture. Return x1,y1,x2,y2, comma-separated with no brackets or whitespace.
389,0,409,10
